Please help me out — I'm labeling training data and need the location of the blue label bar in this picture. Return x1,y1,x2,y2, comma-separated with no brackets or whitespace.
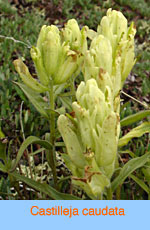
0,201,149,230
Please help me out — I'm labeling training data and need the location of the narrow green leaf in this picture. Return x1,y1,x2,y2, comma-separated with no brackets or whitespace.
55,107,66,115
0,142,7,163
59,97,72,111
0,129,7,162
30,148,45,156
10,171,80,200
119,122,150,147
112,152,150,192
58,92,74,97
45,107,66,116
0,162,7,173
119,150,136,158
121,110,150,127
0,128,5,138
142,167,150,182
14,82,49,118
11,136,52,171
54,83,69,99
129,174,150,194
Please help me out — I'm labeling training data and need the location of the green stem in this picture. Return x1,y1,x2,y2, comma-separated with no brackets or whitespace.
107,187,113,200
115,156,121,199
116,185,121,200
70,78,76,102
98,193,103,200
49,80,58,189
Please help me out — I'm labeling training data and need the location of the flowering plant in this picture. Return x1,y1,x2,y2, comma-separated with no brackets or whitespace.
0,9,149,200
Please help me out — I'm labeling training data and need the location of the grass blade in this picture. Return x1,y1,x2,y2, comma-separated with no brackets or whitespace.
112,152,150,192
119,122,150,147
129,174,150,194
10,171,80,200
11,136,52,172
121,110,150,127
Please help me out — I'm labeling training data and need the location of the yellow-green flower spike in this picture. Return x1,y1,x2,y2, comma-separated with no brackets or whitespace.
58,79,119,199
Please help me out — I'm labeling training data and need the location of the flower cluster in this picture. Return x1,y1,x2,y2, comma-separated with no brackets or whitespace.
14,9,136,199
58,9,136,198
14,19,87,91
58,79,119,199
83,9,136,101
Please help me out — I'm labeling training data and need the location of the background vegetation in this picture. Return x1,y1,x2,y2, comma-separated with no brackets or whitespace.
0,0,150,199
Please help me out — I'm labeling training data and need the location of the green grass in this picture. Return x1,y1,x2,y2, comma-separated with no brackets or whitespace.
0,2,49,138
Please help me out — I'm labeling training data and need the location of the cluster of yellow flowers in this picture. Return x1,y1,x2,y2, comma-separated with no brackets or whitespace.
14,19,87,89
14,9,136,199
